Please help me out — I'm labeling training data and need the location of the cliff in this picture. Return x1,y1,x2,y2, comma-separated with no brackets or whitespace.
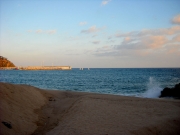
0,56,15,67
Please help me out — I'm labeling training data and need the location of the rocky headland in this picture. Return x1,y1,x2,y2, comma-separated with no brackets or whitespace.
0,56,15,67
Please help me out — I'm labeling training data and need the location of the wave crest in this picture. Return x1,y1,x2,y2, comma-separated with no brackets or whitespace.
143,77,162,98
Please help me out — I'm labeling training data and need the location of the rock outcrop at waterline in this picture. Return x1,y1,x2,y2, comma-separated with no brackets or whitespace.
159,83,180,99
0,56,15,67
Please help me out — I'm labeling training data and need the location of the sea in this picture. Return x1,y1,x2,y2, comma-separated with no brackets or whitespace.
0,68,180,98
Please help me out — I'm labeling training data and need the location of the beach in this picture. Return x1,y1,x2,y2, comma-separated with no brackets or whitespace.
0,82,180,135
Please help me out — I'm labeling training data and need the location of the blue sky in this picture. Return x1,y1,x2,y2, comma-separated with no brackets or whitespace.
0,0,180,68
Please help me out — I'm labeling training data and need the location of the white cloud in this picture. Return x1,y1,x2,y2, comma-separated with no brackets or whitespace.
114,26,180,51
172,14,180,25
89,14,180,67
94,28,180,57
101,0,111,6
81,26,104,34
79,21,87,26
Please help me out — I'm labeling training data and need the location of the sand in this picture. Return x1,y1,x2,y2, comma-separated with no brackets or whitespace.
0,82,180,135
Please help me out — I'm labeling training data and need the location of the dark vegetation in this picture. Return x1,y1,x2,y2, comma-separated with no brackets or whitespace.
0,56,15,67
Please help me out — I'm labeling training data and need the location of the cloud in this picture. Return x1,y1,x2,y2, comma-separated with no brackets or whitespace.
115,35,168,50
115,26,180,38
109,26,179,57
108,36,112,40
172,14,180,25
94,33,175,57
92,35,97,38
81,26,104,34
79,21,87,26
166,44,180,54
101,0,111,6
92,14,180,64
36,29,43,33
172,34,180,42
47,30,56,34
28,29,57,34
143,36,168,49
94,46,117,56
164,26,180,35
27,30,32,33
92,41,100,44
124,37,131,42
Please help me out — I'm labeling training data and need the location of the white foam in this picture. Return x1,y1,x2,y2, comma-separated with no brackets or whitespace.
142,77,162,98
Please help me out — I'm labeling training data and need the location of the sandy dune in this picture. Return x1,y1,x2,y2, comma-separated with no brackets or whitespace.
0,82,180,135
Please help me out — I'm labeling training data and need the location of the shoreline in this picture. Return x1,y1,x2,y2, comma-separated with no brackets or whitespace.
0,66,72,70
0,82,180,135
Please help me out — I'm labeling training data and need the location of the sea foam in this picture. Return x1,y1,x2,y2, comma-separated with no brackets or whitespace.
143,77,162,98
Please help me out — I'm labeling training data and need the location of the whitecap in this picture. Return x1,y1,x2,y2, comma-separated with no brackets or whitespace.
142,77,162,98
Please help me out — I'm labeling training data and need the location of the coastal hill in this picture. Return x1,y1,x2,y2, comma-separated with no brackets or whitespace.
0,56,15,67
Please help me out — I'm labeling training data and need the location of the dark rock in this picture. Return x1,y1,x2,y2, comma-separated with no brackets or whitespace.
2,121,12,129
159,83,180,99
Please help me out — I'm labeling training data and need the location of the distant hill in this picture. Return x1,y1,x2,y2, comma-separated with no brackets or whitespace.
0,56,15,67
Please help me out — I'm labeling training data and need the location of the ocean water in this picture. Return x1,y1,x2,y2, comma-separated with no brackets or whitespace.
0,68,180,98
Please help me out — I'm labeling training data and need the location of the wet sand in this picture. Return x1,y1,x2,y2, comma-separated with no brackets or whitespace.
0,82,180,135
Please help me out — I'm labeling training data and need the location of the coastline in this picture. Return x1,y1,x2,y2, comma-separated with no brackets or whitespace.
0,82,180,135
0,66,72,70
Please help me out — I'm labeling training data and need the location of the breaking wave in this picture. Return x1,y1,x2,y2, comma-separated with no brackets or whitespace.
143,77,162,98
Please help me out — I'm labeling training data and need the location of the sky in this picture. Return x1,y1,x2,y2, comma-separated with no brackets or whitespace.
0,0,180,68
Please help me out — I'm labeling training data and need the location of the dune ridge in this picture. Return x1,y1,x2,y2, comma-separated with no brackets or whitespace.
0,82,180,135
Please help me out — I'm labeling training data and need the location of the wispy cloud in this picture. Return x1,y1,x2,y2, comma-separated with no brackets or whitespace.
94,45,119,57
101,0,111,6
27,29,57,34
36,29,43,34
92,41,100,44
172,34,180,42
47,30,57,34
166,44,180,54
92,34,97,38
172,14,180,25
115,26,180,38
27,30,32,33
94,31,180,57
93,15,180,57
81,26,105,34
79,21,87,26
